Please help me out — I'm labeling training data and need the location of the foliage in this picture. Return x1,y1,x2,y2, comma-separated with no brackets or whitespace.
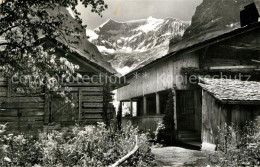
0,123,156,167
205,122,260,166
0,0,107,96
156,90,176,145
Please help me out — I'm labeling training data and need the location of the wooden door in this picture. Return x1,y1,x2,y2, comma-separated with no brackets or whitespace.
50,93,78,126
177,90,195,131
50,86,105,125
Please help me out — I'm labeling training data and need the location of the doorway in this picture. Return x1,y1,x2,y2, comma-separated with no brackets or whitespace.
176,90,196,131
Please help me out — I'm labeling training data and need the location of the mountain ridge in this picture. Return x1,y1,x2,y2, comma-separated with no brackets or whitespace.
87,17,190,75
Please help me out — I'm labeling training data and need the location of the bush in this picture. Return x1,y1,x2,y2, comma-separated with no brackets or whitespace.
0,123,156,167
206,122,260,166
156,90,176,145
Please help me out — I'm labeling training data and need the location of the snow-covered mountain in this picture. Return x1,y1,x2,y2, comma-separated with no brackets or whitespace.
87,17,190,75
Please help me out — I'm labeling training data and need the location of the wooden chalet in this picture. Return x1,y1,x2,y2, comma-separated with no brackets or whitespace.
116,14,260,148
0,37,120,135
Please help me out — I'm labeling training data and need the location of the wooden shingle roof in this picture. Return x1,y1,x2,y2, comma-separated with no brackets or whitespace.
199,77,260,104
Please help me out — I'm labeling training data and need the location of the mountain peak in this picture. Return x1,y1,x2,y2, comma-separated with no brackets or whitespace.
88,17,190,74
99,19,119,28
147,16,158,20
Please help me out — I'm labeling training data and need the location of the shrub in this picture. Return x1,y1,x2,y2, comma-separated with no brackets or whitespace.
1,134,42,166
0,123,156,167
156,90,176,145
206,122,260,166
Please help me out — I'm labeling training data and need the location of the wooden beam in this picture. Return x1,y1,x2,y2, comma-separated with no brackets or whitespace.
44,89,49,125
156,93,160,115
130,99,133,116
182,67,260,75
218,44,260,51
78,88,82,124
172,89,177,131
252,59,260,64
222,100,260,105
143,96,147,115
209,65,257,70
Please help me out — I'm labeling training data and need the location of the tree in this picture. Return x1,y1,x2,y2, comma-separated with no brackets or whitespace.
156,90,176,145
0,0,107,98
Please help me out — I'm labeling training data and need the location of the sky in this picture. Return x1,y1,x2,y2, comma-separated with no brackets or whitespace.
77,0,203,30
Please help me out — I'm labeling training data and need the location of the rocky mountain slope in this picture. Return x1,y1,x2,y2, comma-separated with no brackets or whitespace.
169,0,260,52
87,17,190,75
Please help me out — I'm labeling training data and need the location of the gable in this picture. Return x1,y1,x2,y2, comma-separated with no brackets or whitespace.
41,38,112,75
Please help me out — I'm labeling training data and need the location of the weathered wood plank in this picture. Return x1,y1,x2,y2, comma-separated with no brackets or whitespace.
54,87,103,92
0,109,18,117
0,97,44,102
84,114,103,119
0,92,7,96
68,87,103,92
82,103,103,108
0,87,7,92
44,90,49,125
0,102,44,109
0,77,6,82
82,109,103,114
63,83,104,87
209,65,257,70
81,92,103,96
0,82,7,86
82,96,103,102
83,118,103,123
10,93,45,97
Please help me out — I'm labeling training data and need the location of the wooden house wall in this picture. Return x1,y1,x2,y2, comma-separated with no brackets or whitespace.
0,75,45,135
0,74,112,135
194,89,202,133
202,28,260,69
202,90,260,145
202,91,228,144
117,54,199,101
0,40,114,135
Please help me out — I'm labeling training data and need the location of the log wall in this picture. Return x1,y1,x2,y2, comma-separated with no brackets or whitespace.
0,75,45,135
0,74,112,135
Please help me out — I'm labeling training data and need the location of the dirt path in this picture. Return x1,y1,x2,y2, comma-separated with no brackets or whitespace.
151,146,208,166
